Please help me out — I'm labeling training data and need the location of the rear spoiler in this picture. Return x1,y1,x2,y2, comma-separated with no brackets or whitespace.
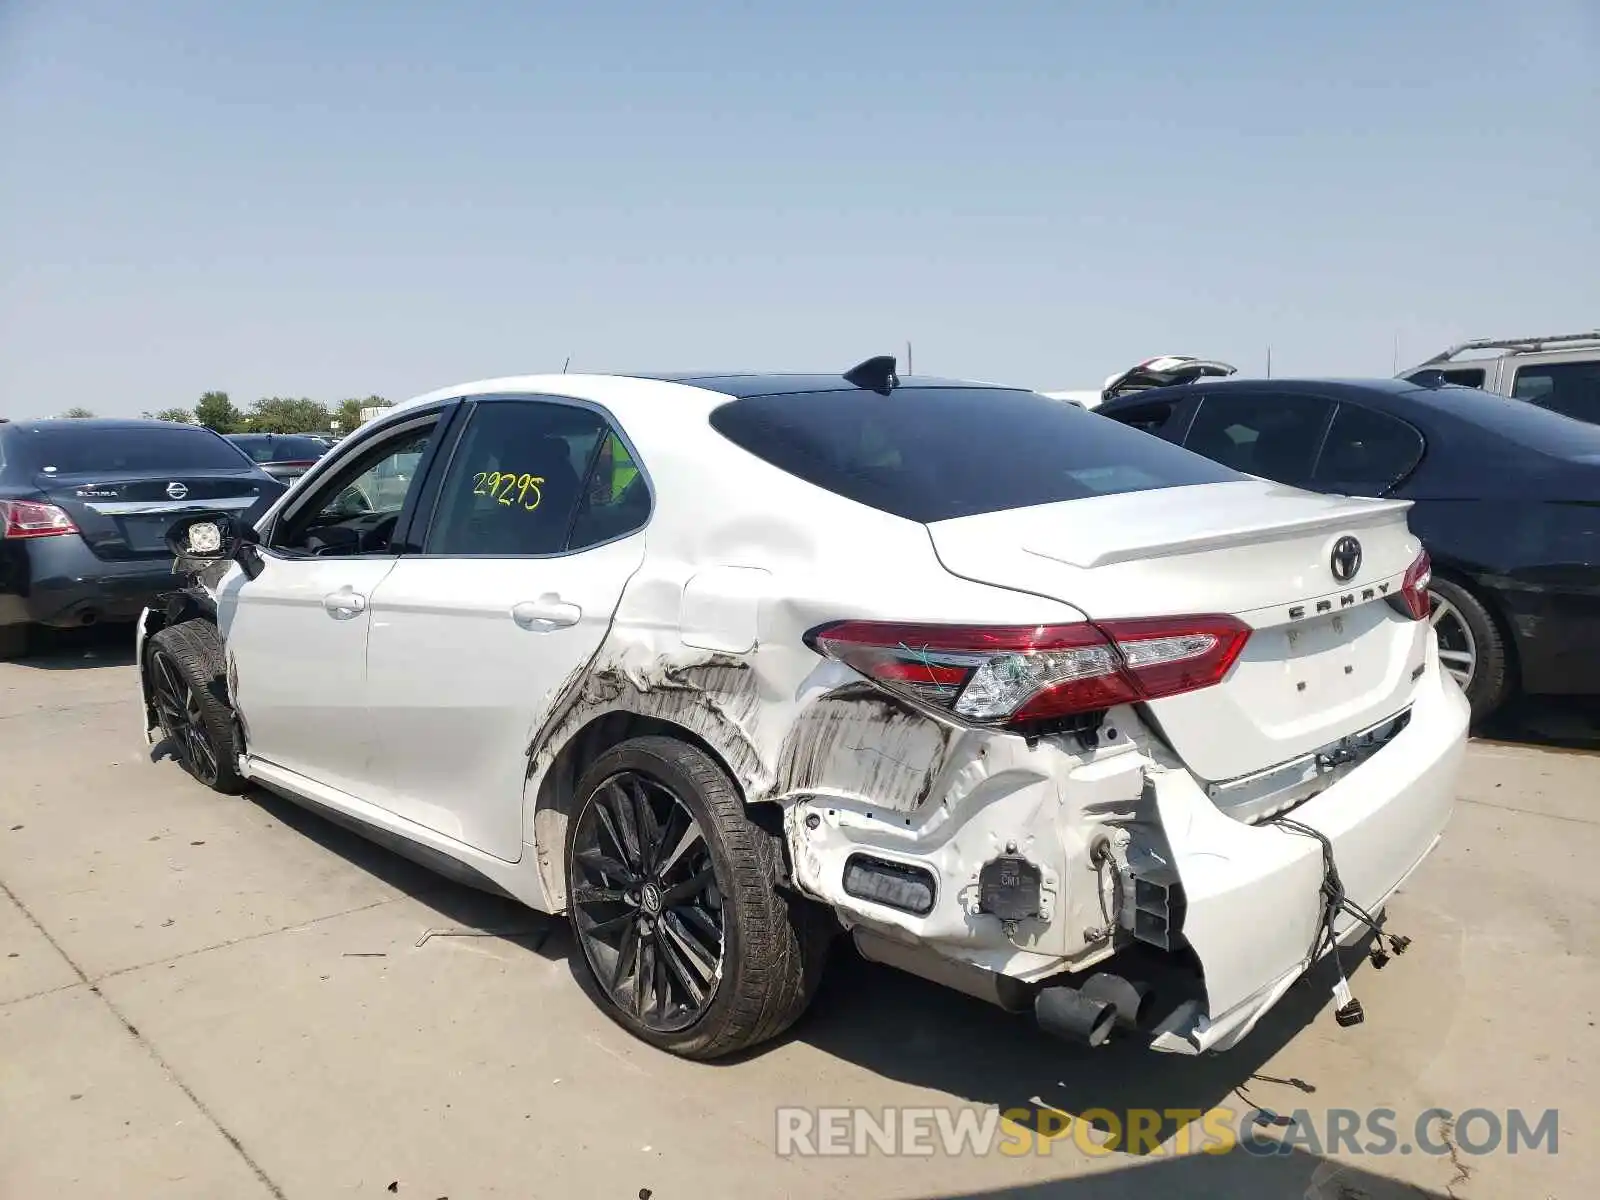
1042,495,1414,569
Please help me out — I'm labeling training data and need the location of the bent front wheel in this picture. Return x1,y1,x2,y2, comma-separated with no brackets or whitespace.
146,620,245,795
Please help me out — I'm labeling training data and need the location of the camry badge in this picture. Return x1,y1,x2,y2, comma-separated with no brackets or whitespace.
1330,536,1362,583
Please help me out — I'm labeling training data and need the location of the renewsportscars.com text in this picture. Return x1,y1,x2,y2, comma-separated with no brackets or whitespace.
775,1105,1560,1159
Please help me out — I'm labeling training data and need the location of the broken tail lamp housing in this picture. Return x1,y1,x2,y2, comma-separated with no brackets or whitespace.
807,616,1251,729
842,854,937,916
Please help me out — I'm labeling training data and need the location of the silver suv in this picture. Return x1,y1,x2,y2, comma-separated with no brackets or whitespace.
1399,330,1600,426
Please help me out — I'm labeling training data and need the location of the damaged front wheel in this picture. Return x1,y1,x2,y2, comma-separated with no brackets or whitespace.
146,619,245,795
565,736,826,1059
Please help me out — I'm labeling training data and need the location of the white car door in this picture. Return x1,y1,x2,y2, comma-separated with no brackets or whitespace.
219,409,454,797
361,397,651,862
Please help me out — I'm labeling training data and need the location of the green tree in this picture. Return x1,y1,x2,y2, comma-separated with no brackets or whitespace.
194,391,243,433
61,406,96,418
150,407,194,423
248,396,331,434
334,394,389,434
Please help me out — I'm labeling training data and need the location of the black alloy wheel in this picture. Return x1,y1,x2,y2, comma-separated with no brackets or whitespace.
150,644,222,787
146,619,245,794
570,769,725,1034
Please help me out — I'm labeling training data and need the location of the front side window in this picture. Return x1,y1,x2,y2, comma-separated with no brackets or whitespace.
708,386,1240,524
1104,400,1179,437
1183,392,1333,486
424,400,615,556
1310,404,1425,495
1512,361,1600,426
269,420,439,556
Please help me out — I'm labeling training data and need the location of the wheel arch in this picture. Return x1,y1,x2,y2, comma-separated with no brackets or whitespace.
1426,562,1523,691
530,705,781,912
137,591,220,732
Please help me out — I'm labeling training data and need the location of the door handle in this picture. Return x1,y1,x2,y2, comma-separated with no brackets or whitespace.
511,595,581,631
322,587,368,619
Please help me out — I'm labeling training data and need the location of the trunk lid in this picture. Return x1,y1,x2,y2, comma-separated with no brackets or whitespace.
927,479,1428,782
40,470,283,561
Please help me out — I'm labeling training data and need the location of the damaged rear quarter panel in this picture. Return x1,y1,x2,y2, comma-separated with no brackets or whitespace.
516,447,1102,967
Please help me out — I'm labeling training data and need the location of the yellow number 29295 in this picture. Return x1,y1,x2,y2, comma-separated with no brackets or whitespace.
471,471,544,511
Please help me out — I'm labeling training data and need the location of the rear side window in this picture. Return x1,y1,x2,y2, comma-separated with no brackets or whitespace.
707,387,1240,523
12,425,252,475
1414,368,1486,388
1183,392,1333,487
425,400,631,556
1310,404,1424,495
1512,361,1600,426
568,431,652,550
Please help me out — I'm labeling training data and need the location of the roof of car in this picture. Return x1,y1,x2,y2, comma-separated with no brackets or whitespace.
1097,374,1600,464
386,370,1023,420
611,371,1014,397
1096,376,1432,411
0,417,213,435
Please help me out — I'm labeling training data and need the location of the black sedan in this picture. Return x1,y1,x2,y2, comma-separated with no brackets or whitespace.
0,419,284,657
1094,377,1600,721
226,433,330,483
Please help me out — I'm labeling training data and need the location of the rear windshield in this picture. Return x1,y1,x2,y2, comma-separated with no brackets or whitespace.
230,434,328,463
1415,384,1600,457
12,425,254,475
709,386,1244,523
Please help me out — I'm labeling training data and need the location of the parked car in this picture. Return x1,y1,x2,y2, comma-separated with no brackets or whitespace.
0,418,285,657
1043,356,1238,411
136,359,1466,1061
1399,330,1600,426
1094,376,1600,721
227,433,331,484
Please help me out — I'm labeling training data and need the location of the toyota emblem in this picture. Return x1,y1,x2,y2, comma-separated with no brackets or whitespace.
166,481,189,500
1330,536,1362,583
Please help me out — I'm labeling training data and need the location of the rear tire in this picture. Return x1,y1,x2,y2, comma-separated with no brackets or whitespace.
1428,578,1511,723
146,619,246,794
565,735,829,1060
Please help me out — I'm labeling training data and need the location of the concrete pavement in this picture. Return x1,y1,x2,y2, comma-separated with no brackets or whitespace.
2,630,1596,1198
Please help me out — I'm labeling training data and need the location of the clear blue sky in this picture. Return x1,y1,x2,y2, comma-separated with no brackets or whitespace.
2,0,1595,416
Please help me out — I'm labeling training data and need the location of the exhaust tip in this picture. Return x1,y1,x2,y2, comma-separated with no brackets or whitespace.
1035,986,1117,1047
1079,972,1155,1030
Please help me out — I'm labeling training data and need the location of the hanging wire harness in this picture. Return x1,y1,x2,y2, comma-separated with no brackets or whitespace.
1270,817,1413,1027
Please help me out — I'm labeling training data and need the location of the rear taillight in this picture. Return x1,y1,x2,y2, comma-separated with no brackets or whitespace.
1396,549,1432,621
0,499,79,539
808,616,1251,729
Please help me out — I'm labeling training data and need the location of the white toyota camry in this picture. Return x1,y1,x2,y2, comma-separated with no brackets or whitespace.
137,357,1468,1060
